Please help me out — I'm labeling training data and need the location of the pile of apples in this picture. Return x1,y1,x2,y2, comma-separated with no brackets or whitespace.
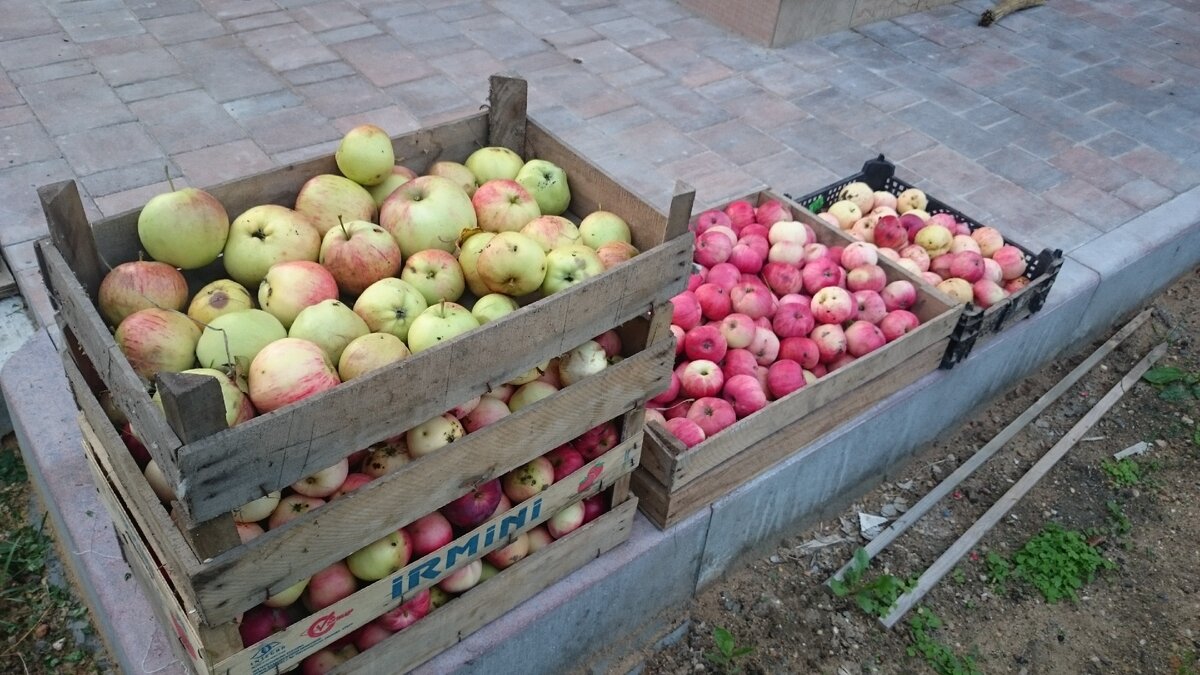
650,198,928,449
128,333,624,665
811,182,1031,308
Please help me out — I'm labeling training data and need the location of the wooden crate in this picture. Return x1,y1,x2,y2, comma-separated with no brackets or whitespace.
631,191,963,529
39,74,691,672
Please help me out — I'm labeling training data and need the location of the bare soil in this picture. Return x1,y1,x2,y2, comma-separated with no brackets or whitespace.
643,267,1200,675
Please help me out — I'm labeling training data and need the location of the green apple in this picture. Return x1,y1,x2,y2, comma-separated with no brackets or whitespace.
346,530,411,581
366,166,416,207
379,175,477,258
472,179,541,233
428,160,479,197
336,124,394,187
578,210,632,249
232,491,281,524
541,244,604,295
289,299,370,365
471,293,519,325
338,332,409,381
400,249,465,304
223,205,321,289
465,146,524,183
294,174,377,236
508,381,558,412
406,301,480,353
520,215,581,252
138,187,230,269
475,231,547,297
405,413,465,457
152,367,255,427
195,309,287,386
263,576,310,608
352,278,428,342
318,219,402,297
457,230,496,297
187,279,253,326
515,159,570,216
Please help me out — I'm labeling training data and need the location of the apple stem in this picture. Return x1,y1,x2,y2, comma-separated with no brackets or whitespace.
164,165,175,192
338,214,349,238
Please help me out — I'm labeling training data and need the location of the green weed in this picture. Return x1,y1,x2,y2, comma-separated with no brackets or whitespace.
1141,366,1200,401
1101,457,1143,488
704,626,754,671
906,606,981,675
830,548,914,618
1013,524,1115,603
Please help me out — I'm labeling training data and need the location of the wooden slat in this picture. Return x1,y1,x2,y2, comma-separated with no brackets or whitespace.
214,442,638,674
634,340,947,529
488,74,527,154
176,234,691,523
0,255,17,300
39,242,184,481
38,181,107,299
881,341,1167,628
330,498,637,675
190,341,670,624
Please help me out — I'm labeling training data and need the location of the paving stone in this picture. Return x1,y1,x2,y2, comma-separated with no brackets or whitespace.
977,145,1068,193
281,60,356,86
387,13,463,45
526,64,635,120
891,100,1005,159
21,73,132,134
986,113,1076,160
222,90,303,121
618,119,707,167
994,87,1111,142
507,49,575,76
745,62,828,99
878,63,990,114
628,80,733,133
771,117,877,177
0,33,82,71
227,10,293,32
290,0,368,32
1114,176,1175,211
8,59,96,86
173,139,274,188
55,121,163,176
631,40,731,88
242,22,339,71
0,2,59,41
1065,65,1173,115
197,0,277,20
130,89,245,154
799,86,911,146
873,128,937,162
855,18,922,46
1040,177,1142,231
490,0,582,36
168,36,286,102
317,22,381,45
434,1,496,23
77,32,158,57
599,63,665,89
270,139,340,166
721,89,809,134
1047,145,1141,192
334,35,437,88
426,49,509,97
690,119,787,167
456,14,546,60
587,106,658,136
43,0,125,18
2,122,62,170
703,39,779,72
115,75,198,103
696,76,761,104
741,148,840,197
403,34,479,60
77,161,186,212
296,74,390,118
661,150,744,190
521,104,586,134
562,39,644,75
900,145,1002,199
1085,130,1141,158
540,27,602,49
92,46,182,87
332,105,420,137
353,0,423,21
94,179,179,217
59,9,146,43
1114,145,1200,193
0,105,35,128
386,74,472,121
1059,87,1117,114
126,0,201,20
864,86,924,113
571,6,631,25
960,179,1101,253
0,158,78,246
591,16,670,50
680,165,769,207
142,10,225,44
238,105,339,154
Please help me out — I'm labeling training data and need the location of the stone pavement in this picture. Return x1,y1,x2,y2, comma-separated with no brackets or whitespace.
0,0,1199,672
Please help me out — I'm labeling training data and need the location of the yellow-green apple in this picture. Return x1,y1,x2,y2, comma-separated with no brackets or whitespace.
547,501,585,539
352,277,428,341
541,244,603,295
288,299,370,365
232,491,280,524
258,260,340,329
485,532,529,569
195,309,287,385
361,438,409,478
116,309,200,379
223,205,321,289
263,577,309,609
476,231,546,296
366,166,416,207
187,279,253,325
400,249,465,304
440,479,502,529
462,396,509,432
464,146,523,183
472,179,541,233
595,240,639,269
294,174,377,237
336,124,394,186
337,333,409,380
268,494,325,529
502,457,554,503
303,561,358,611
457,230,495,297
557,340,607,386
380,175,476,257
578,211,631,249
514,159,570,215
508,381,557,412
99,261,189,327
346,529,411,581
506,359,548,386
827,200,861,228
937,277,973,304
896,188,928,214
520,215,581,252
138,186,229,269
915,224,953,257
318,219,401,297
292,458,349,498
406,301,479,353
152,368,255,427
405,413,465,458
837,181,874,212
247,338,341,414
471,293,519,325
143,460,174,503
428,160,478,197
404,512,453,556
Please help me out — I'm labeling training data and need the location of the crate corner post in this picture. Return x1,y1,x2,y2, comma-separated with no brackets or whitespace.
487,73,528,155
37,179,107,299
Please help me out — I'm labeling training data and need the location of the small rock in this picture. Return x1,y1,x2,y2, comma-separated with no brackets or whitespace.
1035,418,1050,429
1155,439,1167,448
1182,415,1194,426
769,554,784,564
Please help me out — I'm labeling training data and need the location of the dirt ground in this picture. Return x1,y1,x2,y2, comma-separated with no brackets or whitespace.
643,267,1200,675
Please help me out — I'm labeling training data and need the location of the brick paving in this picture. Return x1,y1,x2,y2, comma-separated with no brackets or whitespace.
0,0,1196,269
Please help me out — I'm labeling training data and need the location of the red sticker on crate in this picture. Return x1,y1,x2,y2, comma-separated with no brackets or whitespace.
578,463,603,493
307,609,352,638
171,615,197,659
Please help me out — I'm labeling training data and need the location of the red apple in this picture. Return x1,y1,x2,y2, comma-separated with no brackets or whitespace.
664,417,705,448
845,320,886,357
670,291,702,330
880,280,917,311
853,290,888,325
949,251,985,283
810,324,847,364
377,589,431,632
547,502,586,539
748,327,780,366
684,324,728,362
767,360,806,399
772,302,815,338
810,286,856,325
778,336,820,369
405,512,453,556
694,209,732,234
845,264,887,293
879,310,921,341
248,338,340,414
99,261,189,327
680,359,724,398
754,199,789,226
686,397,737,437
239,604,292,647
730,283,775,319
972,279,1008,308
992,245,1027,280
801,257,843,295
695,230,733,267
724,200,756,230
441,479,502,529
873,215,908,250
303,561,357,612
545,444,585,482
694,283,732,321
462,396,510,433
761,262,803,296
574,421,619,461
719,313,757,349
705,262,741,290
648,370,681,407
722,374,767,418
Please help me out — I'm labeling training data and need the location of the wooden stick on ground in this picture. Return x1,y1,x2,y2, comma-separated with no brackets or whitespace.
980,0,1046,26
880,340,1168,628
827,308,1153,586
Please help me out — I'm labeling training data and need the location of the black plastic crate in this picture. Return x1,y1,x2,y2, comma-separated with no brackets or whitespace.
786,155,1063,369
